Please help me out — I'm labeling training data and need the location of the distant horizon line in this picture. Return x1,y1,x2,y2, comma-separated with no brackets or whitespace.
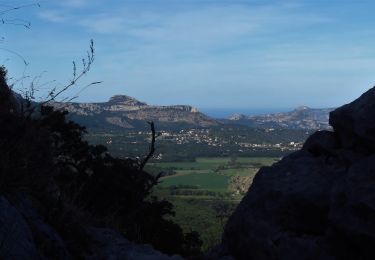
199,106,335,118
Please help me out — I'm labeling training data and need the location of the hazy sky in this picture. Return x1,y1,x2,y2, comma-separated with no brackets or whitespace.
2,0,375,111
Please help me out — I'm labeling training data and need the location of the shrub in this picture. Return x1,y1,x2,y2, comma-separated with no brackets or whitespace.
0,69,202,256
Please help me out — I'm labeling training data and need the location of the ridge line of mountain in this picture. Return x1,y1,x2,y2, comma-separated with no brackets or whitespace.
49,94,333,130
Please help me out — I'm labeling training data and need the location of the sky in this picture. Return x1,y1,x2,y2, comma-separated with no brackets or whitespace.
2,0,375,114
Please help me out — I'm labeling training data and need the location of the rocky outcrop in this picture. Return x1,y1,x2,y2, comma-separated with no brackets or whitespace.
86,228,182,260
108,95,147,107
229,175,253,195
221,87,375,260
228,113,247,121
330,88,375,153
13,194,72,259
0,194,180,260
0,196,39,259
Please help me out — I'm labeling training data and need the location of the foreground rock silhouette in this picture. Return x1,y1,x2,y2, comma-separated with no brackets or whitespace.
0,194,181,260
221,88,375,259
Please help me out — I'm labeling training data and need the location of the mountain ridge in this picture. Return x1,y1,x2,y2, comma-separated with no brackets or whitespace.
50,94,333,130
225,106,334,129
50,95,217,129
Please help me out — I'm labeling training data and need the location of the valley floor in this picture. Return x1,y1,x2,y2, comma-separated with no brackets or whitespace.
149,156,279,251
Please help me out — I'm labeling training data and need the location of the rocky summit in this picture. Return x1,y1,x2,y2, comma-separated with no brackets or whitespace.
220,87,375,259
50,95,218,129
107,95,147,106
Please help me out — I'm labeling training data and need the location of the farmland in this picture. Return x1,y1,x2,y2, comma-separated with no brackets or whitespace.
151,157,278,193
150,156,279,250
85,125,300,251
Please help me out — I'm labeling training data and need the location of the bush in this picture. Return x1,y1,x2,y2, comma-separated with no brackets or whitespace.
0,69,202,257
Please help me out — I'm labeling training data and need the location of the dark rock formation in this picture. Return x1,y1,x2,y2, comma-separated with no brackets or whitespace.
0,196,39,259
86,228,182,259
14,194,72,259
0,194,181,260
330,87,375,153
221,87,375,260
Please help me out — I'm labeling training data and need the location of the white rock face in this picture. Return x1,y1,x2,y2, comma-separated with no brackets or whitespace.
49,94,218,128
228,113,246,120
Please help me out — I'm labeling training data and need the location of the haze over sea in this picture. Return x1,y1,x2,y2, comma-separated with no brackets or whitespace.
200,107,291,118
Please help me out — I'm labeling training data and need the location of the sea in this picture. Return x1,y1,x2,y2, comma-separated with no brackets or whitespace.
199,107,292,119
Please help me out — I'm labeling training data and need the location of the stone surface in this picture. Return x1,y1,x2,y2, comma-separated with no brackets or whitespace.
330,86,375,153
221,87,375,260
0,196,39,259
0,194,181,260
86,228,182,260
13,194,72,260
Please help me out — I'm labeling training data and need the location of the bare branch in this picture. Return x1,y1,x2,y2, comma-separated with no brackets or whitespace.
41,39,96,105
0,2,40,30
67,81,103,102
0,47,29,66
0,3,40,16
140,121,156,170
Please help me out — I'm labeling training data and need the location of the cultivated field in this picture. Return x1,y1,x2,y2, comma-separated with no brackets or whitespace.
150,156,279,251
154,157,279,193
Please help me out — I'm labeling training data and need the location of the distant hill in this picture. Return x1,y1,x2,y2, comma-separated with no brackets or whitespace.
222,106,334,130
50,96,333,130
49,95,219,130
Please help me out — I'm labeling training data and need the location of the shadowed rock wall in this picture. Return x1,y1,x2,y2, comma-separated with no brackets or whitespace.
222,87,375,260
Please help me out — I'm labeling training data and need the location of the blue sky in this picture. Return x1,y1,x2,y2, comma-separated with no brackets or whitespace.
2,0,375,112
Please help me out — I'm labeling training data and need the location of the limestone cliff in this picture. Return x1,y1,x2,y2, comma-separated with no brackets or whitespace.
50,95,218,129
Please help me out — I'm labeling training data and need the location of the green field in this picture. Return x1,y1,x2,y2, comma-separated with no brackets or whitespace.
152,161,220,170
153,156,278,192
151,156,279,251
166,197,233,251
197,157,279,164
160,172,230,191
153,156,278,171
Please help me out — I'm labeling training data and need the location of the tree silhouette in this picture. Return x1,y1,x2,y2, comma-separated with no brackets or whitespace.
0,51,202,259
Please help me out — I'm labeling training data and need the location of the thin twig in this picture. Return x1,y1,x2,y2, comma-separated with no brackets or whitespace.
41,39,95,105
0,3,40,16
139,121,156,170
